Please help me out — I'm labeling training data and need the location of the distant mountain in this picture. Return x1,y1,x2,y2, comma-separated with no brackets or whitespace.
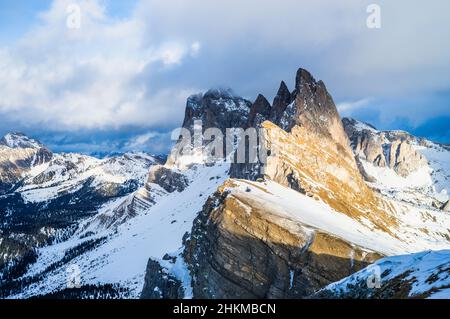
343,117,450,208
0,133,52,195
1,68,449,299
0,133,161,291
0,132,45,149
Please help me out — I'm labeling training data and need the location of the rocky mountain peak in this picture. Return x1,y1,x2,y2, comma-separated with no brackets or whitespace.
0,132,53,195
270,81,292,125
182,89,252,133
295,68,316,90
290,68,343,137
0,132,44,149
277,80,290,97
248,94,271,127
342,117,377,132
343,117,429,178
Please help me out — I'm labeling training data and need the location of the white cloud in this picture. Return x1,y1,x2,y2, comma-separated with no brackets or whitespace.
0,0,200,131
337,98,372,112
1,0,450,133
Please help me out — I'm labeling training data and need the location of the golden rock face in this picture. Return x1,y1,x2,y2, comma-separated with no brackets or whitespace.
260,120,397,234
186,182,382,298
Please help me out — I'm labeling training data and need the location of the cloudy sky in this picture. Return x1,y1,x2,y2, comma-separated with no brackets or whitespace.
0,0,449,155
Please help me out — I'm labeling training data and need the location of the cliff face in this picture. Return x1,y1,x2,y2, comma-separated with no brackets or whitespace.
184,181,381,298
231,70,394,232
343,118,428,178
166,88,252,169
0,133,52,195
182,88,252,133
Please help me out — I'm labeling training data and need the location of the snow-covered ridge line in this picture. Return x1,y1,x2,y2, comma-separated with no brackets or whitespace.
0,131,162,203
228,179,450,256
343,117,450,205
318,250,450,299
0,132,44,149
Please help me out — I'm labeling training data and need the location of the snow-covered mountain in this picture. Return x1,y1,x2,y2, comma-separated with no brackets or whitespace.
0,133,52,195
1,68,449,299
343,117,450,210
0,134,161,290
315,250,450,299
18,151,159,204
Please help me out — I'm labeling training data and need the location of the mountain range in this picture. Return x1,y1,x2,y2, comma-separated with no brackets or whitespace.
0,68,449,299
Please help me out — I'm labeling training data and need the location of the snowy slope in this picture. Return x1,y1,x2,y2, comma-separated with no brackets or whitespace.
6,156,449,298
18,152,158,203
345,118,450,206
318,250,450,299
361,143,450,204
9,162,230,299
226,179,450,256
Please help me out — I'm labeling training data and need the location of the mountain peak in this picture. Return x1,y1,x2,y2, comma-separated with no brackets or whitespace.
277,80,290,96
248,94,271,127
0,132,44,149
295,68,316,90
342,117,378,133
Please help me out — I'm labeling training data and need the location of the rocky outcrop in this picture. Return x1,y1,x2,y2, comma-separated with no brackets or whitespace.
343,118,428,177
166,88,252,169
0,133,52,195
287,69,351,154
313,250,450,299
140,259,184,299
388,140,428,177
181,88,252,133
231,71,394,232
248,94,271,128
442,200,450,212
343,118,386,168
269,81,292,125
184,182,381,298
147,165,188,193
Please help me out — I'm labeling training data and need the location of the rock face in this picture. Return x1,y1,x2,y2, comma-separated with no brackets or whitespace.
184,181,381,298
140,259,184,299
181,88,252,133
343,118,428,177
287,69,351,153
270,81,292,126
240,69,351,153
230,70,393,231
0,133,52,194
147,165,188,193
442,200,450,212
166,88,252,169
248,94,271,128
